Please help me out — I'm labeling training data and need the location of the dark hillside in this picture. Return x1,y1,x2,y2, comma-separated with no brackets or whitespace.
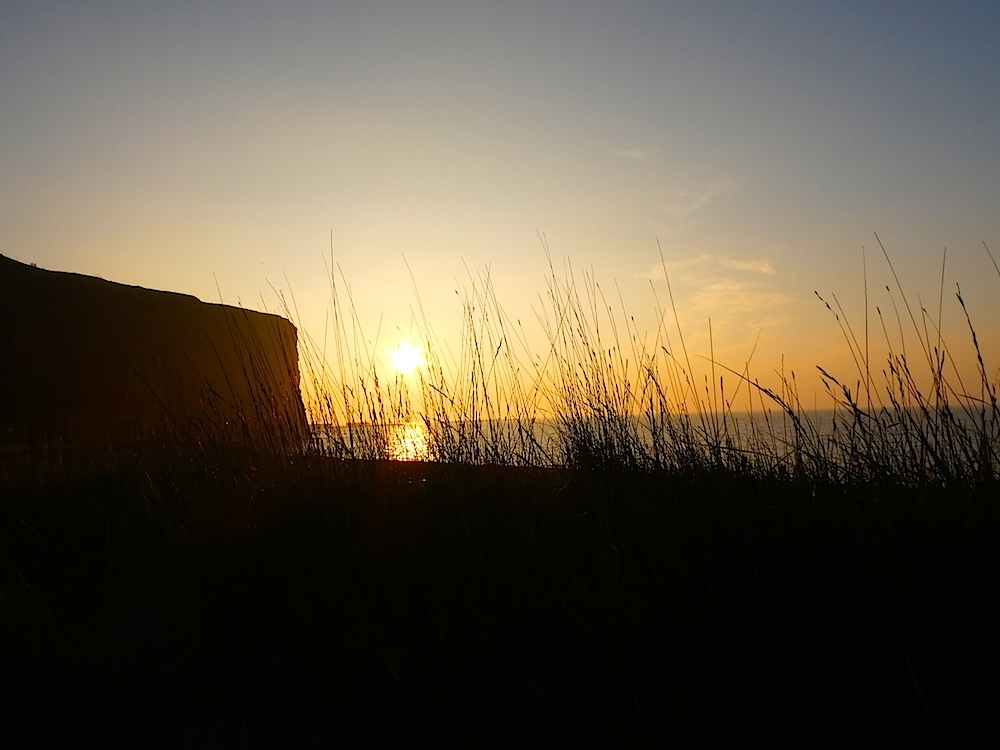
2,455,997,747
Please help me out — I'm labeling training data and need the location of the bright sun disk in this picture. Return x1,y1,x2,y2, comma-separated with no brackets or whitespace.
389,341,425,375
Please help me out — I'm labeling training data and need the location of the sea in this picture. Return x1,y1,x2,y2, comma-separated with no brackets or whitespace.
310,406,996,468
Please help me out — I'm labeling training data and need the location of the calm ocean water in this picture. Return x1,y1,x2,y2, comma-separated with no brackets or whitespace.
310,405,996,467
308,408,925,465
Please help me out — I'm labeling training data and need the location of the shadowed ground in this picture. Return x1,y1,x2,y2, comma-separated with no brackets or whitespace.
2,453,996,748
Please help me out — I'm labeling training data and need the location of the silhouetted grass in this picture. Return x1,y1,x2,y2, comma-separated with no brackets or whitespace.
2,242,998,747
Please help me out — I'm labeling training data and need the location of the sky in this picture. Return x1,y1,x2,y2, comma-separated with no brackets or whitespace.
2,1,999,412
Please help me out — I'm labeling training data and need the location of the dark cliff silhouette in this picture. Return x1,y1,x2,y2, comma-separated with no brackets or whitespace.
0,254,308,450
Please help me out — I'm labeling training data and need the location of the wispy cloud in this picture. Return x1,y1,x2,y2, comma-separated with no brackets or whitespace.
607,147,658,163
688,279,794,318
718,257,774,275
637,252,793,355
677,279,797,356
656,178,736,218
639,253,709,281
641,253,775,280
646,218,702,238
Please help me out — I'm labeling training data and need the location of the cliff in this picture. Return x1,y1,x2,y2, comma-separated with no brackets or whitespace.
0,254,308,451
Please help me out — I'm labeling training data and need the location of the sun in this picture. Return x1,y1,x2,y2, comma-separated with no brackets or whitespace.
389,341,426,375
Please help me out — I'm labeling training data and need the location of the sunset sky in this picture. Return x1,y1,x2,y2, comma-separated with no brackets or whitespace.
3,1,998,409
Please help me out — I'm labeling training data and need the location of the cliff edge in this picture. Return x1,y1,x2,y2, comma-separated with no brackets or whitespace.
0,254,308,451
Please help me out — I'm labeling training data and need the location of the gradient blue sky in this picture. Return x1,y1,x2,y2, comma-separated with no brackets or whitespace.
3,1,998,406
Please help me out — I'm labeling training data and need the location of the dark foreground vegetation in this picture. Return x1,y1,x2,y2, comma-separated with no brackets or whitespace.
3,244,998,747
2,441,998,748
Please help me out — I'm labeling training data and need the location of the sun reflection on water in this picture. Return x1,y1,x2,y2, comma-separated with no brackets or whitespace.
388,421,431,462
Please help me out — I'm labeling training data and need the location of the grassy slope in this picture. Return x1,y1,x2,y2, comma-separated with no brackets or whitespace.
2,449,997,748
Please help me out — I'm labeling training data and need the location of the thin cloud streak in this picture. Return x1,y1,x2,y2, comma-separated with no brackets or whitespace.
608,147,658,162
718,257,775,275
656,178,737,218
641,253,776,280
689,279,795,318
